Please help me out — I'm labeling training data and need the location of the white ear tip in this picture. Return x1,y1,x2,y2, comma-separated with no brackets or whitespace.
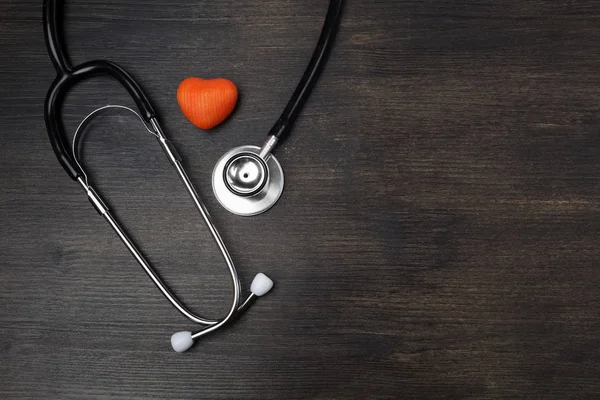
171,331,194,353
251,273,274,297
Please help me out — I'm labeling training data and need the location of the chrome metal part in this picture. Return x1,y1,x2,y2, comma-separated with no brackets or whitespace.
213,145,284,216
258,135,278,160
72,106,254,340
225,153,268,196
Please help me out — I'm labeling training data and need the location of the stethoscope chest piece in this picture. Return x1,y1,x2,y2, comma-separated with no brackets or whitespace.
212,144,284,216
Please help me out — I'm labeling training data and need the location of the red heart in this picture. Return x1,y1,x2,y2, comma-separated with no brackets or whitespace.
177,77,238,130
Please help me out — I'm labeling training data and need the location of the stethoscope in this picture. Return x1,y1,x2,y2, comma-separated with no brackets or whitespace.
43,0,343,352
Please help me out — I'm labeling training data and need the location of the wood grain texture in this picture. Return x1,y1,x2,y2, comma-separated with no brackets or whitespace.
2,0,600,398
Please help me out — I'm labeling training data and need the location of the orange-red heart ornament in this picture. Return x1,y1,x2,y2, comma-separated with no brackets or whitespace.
177,77,238,130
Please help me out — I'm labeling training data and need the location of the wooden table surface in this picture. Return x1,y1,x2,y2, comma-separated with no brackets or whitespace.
2,0,600,398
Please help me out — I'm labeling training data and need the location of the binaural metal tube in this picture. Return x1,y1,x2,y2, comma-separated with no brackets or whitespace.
74,116,256,334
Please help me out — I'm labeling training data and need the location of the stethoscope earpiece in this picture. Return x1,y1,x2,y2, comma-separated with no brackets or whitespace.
171,331,194,353
250,273,275,296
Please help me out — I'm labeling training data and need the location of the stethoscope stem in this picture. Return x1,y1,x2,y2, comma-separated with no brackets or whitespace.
258,135,278,161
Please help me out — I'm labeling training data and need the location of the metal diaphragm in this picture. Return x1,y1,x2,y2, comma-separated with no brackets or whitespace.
212,145,284,216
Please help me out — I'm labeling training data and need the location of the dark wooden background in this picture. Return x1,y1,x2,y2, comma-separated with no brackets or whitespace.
2,0,600,398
